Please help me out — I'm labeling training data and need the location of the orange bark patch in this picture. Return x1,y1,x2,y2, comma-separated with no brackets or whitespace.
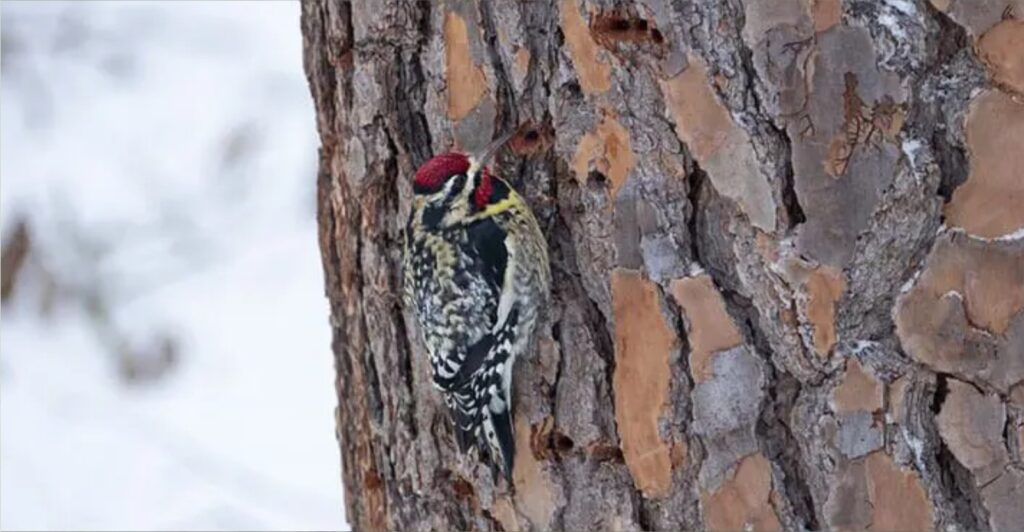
929,0,951,11
513,47,531,77
491,497,520,532
832,357,884,413
444,11,488,121
611,268,676,497
864,452,935,531
560,0,612,94
977,19,1024,95
670,438,689,469
512,417,556,529
669,274,744,383
571,110,636,198
659,57,732,161
702,453,782,532
812,0,842,33
896,234,1024,373
945,89,1024,238
805,265,846,357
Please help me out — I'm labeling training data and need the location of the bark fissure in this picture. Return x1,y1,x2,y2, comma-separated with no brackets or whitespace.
920,2,976,204
685,166,707,267
928,374,990,529
756,367,820,529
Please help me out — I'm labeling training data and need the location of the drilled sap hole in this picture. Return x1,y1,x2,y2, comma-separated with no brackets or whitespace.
587,170,608,190
591,12,664,48
552,430,575,453
606,18,631,32
510,121,555,156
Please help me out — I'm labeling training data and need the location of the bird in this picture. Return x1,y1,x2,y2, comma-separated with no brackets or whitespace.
402,131,551,485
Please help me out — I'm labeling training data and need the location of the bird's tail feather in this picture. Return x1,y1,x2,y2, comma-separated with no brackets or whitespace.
486,399,515,486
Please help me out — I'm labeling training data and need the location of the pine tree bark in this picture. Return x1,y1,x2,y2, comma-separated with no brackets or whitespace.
301,0,1024,530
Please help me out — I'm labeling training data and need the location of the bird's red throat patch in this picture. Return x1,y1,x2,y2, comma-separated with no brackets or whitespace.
473,167,493,210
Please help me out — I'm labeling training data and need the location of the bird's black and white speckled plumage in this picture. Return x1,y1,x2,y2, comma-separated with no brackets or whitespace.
403,147,550,484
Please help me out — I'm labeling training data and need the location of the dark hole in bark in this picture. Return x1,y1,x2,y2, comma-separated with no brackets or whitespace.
553,430,575,452
587,170,608,188
511,123,555,156
452,476,475,498
592,12,660,45
608,18,631,31
650,28,664,44
931,373,950,414
934,129,969,202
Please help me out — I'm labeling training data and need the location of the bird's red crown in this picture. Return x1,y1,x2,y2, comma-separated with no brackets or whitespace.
413,153,470,192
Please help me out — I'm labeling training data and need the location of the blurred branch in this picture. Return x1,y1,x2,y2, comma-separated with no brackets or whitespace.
1,218,31,304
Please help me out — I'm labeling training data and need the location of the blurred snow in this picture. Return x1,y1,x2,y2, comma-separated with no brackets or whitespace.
1,2,347,530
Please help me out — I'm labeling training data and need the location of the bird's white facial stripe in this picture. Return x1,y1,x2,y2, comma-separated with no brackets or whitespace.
467,156,483,178
441,173,461,196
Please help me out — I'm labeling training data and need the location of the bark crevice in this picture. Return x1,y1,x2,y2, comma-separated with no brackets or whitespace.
927,374,990,529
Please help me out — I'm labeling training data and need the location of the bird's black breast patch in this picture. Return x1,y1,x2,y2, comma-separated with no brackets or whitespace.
466,216,508,308
487,178,510,205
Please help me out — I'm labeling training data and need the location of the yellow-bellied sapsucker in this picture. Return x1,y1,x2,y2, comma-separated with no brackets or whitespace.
402,134,550,484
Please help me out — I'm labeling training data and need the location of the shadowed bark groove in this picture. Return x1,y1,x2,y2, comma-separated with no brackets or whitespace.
303,0,1024,529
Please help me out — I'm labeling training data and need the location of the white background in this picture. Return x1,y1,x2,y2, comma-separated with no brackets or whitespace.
1,2,347,529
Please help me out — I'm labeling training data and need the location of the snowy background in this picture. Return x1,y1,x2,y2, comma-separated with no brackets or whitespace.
1,2,347,529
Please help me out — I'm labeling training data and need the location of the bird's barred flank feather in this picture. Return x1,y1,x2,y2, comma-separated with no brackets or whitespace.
403,142,550,488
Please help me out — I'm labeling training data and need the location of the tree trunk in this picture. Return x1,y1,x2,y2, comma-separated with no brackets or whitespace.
301,0,1024,529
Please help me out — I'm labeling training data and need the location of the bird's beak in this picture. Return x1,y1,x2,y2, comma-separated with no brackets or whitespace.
468,129,517,176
